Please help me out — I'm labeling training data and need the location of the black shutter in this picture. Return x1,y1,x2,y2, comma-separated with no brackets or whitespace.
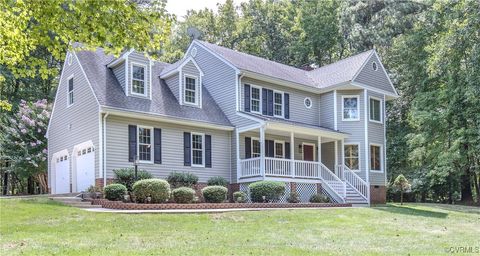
268,140,275,157
245,137,251,159
285,142,291,159
154,128,162,164
244,84,250,112
284,93,290,119
267,89,274,116
205,135,212,168
184,132,191,166
128,125,137,162
262,88,268,115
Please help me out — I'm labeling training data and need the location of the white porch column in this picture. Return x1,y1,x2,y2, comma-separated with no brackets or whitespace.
317,136,322,179
235,129,240,183
334,140,338,169
260,126,265,178
290,131,295,178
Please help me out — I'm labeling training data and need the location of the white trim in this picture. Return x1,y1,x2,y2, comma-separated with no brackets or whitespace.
251,137,260,158
160,55,206,78
235,128,241,183
341,95,360,121
237,123,263,133
351,50,375,82
369,143,384,173
51,149,70,194
149,60,153,100
265,122,348,140
304,97,312,109
73,52,100,105
236,112,265,124
343,142,361,172
72,140,95,192
274,140,285,158
137,125,154,164
273,90,284,118
368,96,383,124
333,90,337,130
189,40,240,73
130,62,148,97
249,84,262,114
46,53,69,138
372,61,378,71
301,142,316,161
372,51,399,97
383,94,388,185
66,74,74,108
183,74,200,106
363,89,370,205
102,112,109,186
106,49,134,68
191,132,205,167
98,112,103,179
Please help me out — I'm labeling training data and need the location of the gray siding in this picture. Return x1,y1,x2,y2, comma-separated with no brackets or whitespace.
353,54,395,94
111,63,126,93
321,141,335,171
164,74,180,102
240,77,319,126
105,115,232,182
126,51,151,99
180,60,202,105
319,91,334,129
367,90,386,185
47,52,100,190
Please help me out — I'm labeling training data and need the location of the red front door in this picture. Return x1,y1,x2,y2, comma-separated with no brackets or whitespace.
303,144,314,161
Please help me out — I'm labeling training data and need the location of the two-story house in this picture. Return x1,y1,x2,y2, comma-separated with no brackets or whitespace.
47,40,398,205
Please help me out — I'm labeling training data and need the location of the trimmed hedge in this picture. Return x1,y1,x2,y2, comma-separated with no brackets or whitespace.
113,168,153,191
249,181,285,202
233,191,247,203
309,193,330,203
287,192,301,203
207,176,228,187
172,187,196,204
132,179,170,203
202,186,227,203
104,184,127,201
167,171,198,189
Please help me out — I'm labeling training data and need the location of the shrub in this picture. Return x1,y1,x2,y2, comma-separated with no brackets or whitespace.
113,168,153,191
207,176,228,187
172,187,196,204
104,184,127,201
86,185,103,199
132,179,170,203
202,186,228,203
248,181,285,202
309,193,330,203
167,171,198,189
233,191,247,203
287,192,301,203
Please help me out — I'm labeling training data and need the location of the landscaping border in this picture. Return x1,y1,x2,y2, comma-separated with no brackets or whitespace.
90,199,351,210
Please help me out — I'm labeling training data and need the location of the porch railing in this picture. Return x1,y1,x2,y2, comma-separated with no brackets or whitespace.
337,164,369,200
240,157,261,177
265,157,292,177
295,160,319,178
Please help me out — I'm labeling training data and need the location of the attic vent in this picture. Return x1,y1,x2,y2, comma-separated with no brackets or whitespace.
191,47,197,57
372,61,378,71
67,53,73,66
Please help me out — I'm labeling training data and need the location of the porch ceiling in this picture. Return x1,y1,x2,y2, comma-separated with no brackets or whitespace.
239,123,347,142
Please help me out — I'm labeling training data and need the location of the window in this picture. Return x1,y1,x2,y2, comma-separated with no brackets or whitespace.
369,97,382,123
342,96,359,121
138,127,152,162
344,144,359,171
274,92,283,117
132,64,145,95
372,61,378,71
184,76,197,104
370,144,382,171
304,97,312,109
274,141,284,158
250,86,261,113
251,138,260,158
191,133,204,166
68,77,74,106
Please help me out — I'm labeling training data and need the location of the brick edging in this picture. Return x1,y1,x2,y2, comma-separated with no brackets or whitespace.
91,199,351,210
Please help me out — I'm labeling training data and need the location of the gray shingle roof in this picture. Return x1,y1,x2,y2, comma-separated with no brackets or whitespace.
196,40,373,89
75,48,232,127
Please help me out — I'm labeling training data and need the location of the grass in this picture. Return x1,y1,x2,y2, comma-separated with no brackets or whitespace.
1,199,479,255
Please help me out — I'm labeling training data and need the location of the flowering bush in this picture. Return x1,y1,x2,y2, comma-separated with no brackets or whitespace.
2,99,50,192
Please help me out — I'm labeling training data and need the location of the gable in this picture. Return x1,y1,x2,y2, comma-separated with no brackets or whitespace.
352,53,397,95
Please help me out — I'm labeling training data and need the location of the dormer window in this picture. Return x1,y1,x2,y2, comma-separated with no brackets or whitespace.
131,64,146,96
184,75,198,105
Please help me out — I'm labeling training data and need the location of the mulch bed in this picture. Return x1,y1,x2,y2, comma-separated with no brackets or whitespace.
90,199,351,210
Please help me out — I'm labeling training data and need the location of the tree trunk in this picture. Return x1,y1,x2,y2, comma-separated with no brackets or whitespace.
473,172,480,205
2,172,8,195
34,173,48,194
460,169,474,203
400,190,404,205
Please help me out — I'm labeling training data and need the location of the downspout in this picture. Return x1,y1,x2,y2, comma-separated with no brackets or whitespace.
237,72,245,112
103,112,109,187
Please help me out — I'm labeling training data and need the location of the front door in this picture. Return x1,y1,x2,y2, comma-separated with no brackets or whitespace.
303,144,314,161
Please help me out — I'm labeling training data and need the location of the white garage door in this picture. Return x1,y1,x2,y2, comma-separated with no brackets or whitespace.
54,154,70,194
75,146,95,192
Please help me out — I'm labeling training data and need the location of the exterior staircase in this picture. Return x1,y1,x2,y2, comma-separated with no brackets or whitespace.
321,165,369,205
345,184,368,205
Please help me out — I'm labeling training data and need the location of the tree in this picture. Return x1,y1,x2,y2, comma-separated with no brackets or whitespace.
394,174,411,205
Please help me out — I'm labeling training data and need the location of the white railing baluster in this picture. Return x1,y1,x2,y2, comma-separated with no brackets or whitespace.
340,165,368,201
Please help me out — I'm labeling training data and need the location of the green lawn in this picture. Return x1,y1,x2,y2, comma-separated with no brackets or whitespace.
1,199,479,255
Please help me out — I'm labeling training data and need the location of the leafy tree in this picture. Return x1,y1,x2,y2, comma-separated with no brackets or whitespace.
394,174,411,205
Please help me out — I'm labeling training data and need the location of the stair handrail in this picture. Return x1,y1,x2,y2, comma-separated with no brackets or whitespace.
342,165,369,201
318,163,346,202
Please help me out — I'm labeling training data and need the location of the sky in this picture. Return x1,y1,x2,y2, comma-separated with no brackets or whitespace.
166,0,246,20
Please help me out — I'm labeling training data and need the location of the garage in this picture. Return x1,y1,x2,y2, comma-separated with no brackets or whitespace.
73,141,95,192
53,150,70,194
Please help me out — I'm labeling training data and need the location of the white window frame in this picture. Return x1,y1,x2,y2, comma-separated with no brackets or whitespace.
304,97,312,109
274,140,285,158
250,85,262,114
183,74,199,106
137,125,153,164
191,132,205,167
67,75,74,107
342,95,360,121
302,142,316,161
251,137,261,158
130,62,147,97
369,143,383,172
273,91,284,118
344,143,361,172
369,96,383,124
